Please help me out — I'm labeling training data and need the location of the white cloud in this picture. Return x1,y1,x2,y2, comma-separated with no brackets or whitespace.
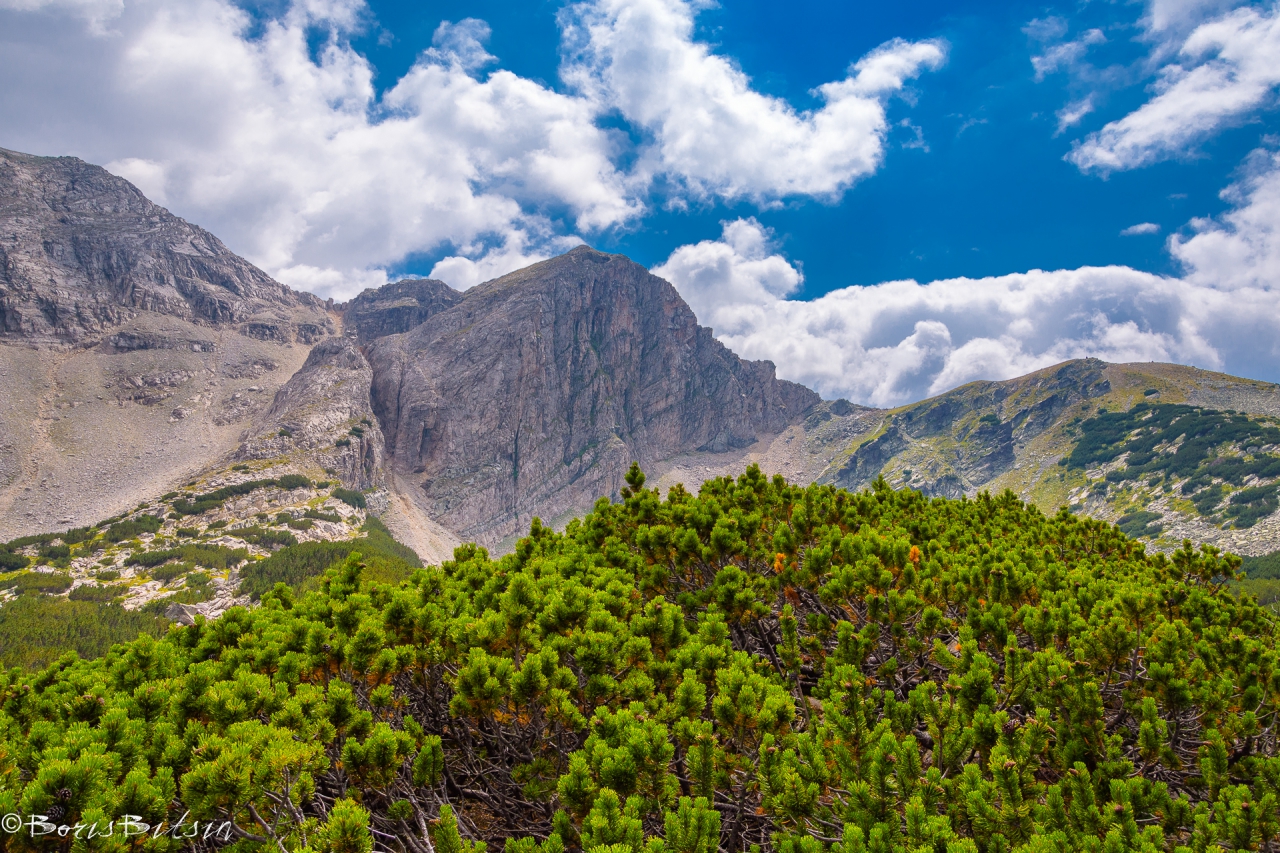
1069,3,1280,173
0,0,122,32
651,218,802,323
1029,27,1106,81
1173,146,1280,289
0,0,947,298
1,0,637,299
654,146,1280,406
560,0,946,201
1056,96,1096,135
1144,0,1241,35
428,231,584,290
1121,221,1162,235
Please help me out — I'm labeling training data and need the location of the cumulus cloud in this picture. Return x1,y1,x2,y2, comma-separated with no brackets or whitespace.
1173,146,1280,289
1144,0,1241,35
428,231,584,290
654,146,1280,406
560,0,946,201
1,0,636,298
0,0,947,298
1069,3,1280,173
1121,222,1162,235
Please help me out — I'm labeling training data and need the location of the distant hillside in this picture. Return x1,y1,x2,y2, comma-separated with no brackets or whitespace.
813,359,1280,555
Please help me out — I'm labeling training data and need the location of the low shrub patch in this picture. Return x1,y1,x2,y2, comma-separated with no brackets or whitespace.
126,544,248,570
304,509,341,523
152,561,194,583
1117,510,1163,539
104,515,162,542
0,552,30,572
0,572,72,595
68,584,123,603
61,526,96,545
0,596,165,668
232,526,298,549
238,516,419,599
39,544,71,561
332,487,366,509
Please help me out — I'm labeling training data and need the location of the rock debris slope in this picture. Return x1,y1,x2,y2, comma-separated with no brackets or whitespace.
366,246,820,547
232,337,387,491
0,148,335,539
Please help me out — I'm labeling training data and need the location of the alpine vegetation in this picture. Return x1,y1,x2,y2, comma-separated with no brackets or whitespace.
0,465,1275,853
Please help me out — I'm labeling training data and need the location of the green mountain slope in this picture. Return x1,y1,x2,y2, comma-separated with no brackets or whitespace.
820,359,1280,555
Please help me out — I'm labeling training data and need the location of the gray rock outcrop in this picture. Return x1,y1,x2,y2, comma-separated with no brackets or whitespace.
234,337,386,489
342,278,462,343
367,246,819,546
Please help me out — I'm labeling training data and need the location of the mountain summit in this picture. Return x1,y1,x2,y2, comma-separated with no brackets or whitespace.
0,148,330,347
365,245,819,546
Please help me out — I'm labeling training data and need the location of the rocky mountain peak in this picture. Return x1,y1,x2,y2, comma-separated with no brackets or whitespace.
366,245,820,546
341,277,462,343
0,147,332,346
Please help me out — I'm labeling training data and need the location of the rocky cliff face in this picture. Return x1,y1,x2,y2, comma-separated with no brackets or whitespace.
366,246,819,546
233,338,386,490
0,147,332,346
342,278,462,343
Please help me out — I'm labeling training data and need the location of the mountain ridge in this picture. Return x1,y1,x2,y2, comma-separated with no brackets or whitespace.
0,147,331,346
366,245,820,547
3,145,1280,572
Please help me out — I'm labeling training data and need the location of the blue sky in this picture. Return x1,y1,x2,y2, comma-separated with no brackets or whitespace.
2,0,1279,405
339,0,1274,289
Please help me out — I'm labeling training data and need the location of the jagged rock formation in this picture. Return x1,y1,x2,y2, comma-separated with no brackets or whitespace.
234,337,385,490
0,147,332,346
342,278,462,343
366,246,819,546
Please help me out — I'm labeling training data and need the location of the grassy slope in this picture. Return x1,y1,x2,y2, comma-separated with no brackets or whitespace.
822,359,1280,552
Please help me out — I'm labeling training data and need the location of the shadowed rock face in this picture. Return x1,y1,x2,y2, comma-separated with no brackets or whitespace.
342,278,462,343
0,148,331,345
366,246,819,546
